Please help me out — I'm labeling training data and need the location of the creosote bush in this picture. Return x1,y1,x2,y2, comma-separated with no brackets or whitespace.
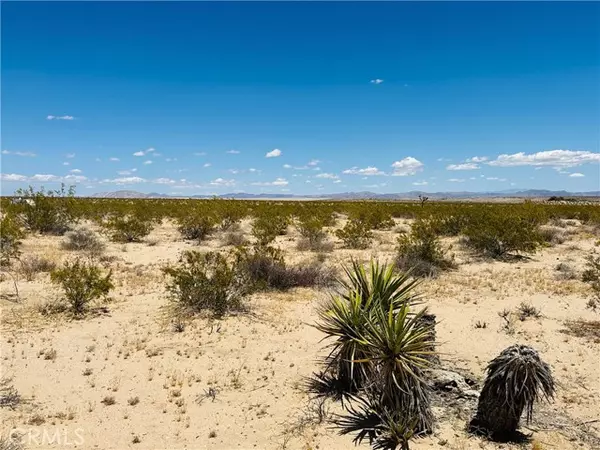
0,215,24,267
582,253,600,309
461,210,544,258
176,213,217,242
221,230,247,247
101,215,155,243
296,216,331,252
14,184,78,235
61,227,106,255
163,250,247,318
335,219,373,249
396,219,455,277
50,259,114,316
235,245,335,291
251,215,289,246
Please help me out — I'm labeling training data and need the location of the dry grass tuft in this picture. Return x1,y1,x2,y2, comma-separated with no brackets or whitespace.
561,320,600,343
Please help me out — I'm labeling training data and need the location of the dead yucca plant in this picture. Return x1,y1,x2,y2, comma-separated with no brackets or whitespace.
469,344,555,440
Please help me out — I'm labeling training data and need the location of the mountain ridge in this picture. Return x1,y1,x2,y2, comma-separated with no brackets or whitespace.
88,189,600,200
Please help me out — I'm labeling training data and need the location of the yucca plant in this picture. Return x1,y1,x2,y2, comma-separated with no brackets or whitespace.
469,345,555,440
354,302,435,434
335,392,418,450
314,260,422,393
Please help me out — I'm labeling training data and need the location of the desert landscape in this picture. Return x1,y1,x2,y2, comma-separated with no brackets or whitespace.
1,193,599,450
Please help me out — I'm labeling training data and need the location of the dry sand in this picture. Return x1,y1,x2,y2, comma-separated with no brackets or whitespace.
1,218,599,449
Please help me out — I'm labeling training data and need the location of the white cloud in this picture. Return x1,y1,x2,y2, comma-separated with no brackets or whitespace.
569,172,585,178
202,163,211,168
447,163,479,171
488,150,600,168
485,177,507,181
365,183,387,188
1,150,36,157
47,115,74,120
63,162,70,166
265,148,282,158
370,79,384,85
1,173,29,182
103,176,146,185
308,159,320,166
226,150,240,154
109,157,120,162
2,173,88,184
251,177,289,186
283,164,292,169
437,158,451,162
248,168,259,172
448,178,465,182
343,166,384,176
65,153,76,158
143,160,153,165
153,178,176,185
70,169,82,174
210,178,236,187
391,157,424,176
165,158,177,162
229,169,240,174
315,173,339,180
467,156,488,163
333,179,341,184
117,168,137,176
412,181,428,186
133,147,155,157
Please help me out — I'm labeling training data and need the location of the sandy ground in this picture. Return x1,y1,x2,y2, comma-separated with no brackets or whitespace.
1,218,599,450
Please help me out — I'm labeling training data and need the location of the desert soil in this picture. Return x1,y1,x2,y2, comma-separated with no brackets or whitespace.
1,218,599,450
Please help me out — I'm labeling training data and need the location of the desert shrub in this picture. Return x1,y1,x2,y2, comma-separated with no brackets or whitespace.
335,219,373,249
396,219,455,277
251,215,289,246
235,245,335,291
429,213,470,237
101,215,155,243
538,225,568,245
61,227,106,255
221,230,247,247
217,209,245,231
163,251,247,318
19,255,56,281
176,213,217,242
582,254,600,309
296,216,333,252
349,207,395,230
13,184,78,235
461,210,544,258
50,259,113,316
0,215,24,267
554,262,577,280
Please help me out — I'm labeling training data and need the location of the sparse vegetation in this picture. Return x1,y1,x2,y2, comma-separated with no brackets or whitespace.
516,302,542,321
62,226,106,254
251,215,289,246
177,212,217,242
19,255,56,281
50,258,114,316
101,214,155,242
13,184,78,235
0,215,25,267
335,218,373,249
582,254,600,310
163,250,247,318
396,219,455,277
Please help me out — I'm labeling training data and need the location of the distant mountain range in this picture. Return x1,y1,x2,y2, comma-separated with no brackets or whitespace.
88,189,600,200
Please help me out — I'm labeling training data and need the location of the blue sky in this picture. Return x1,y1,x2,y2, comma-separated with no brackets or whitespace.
1,2,599,195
